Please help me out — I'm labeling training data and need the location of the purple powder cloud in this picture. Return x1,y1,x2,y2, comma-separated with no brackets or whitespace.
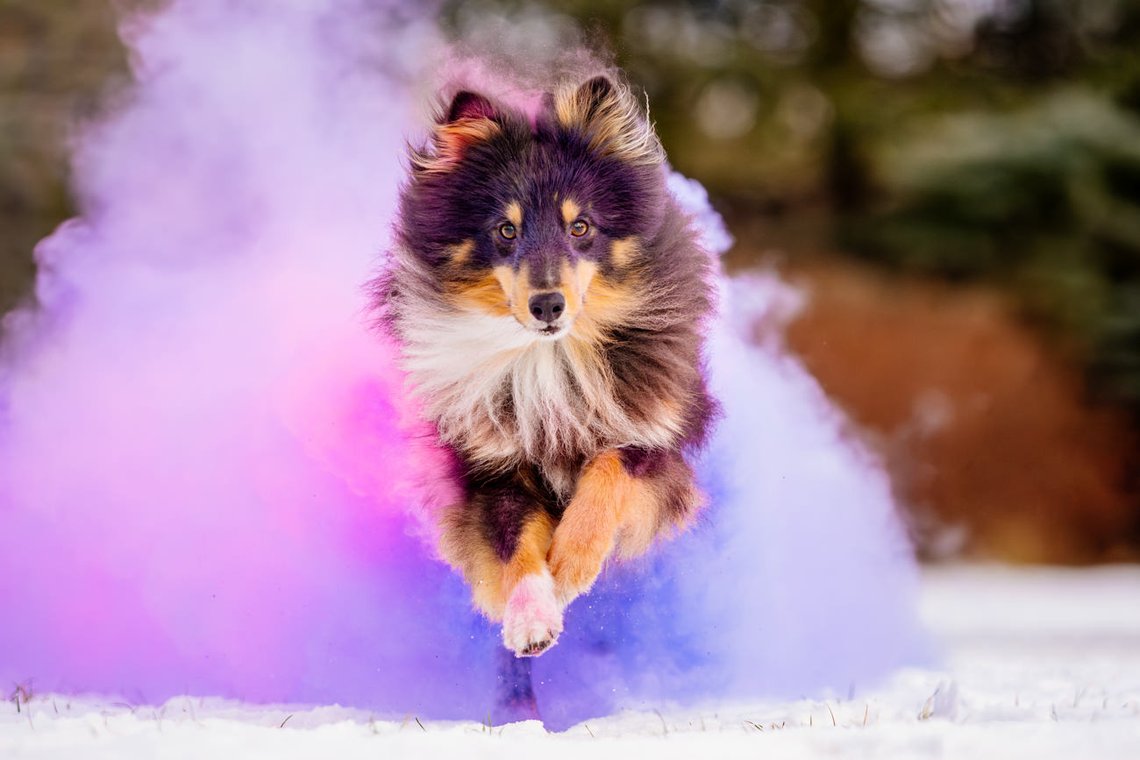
0,0,929,730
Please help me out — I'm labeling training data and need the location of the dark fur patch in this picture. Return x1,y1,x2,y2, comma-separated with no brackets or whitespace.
464,462,561,561
618,446,665,478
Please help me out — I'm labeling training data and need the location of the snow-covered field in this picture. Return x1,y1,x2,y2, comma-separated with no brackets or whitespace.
3,565,1138,759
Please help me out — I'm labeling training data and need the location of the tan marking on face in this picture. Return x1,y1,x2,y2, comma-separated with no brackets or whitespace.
449,270,512,317
556,259,596,323
610,237,639,268
493,262,539,326
481,257,635,332
569,269,643,344
505,201,523,228
492,264,515,296
447,240,474,265
560,199,581,226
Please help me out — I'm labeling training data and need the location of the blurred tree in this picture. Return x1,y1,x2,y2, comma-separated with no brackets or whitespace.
0,0,128,315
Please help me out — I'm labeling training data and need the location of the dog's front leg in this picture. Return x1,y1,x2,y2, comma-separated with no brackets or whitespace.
499,510,562,657
547,450,649,607
439,490,562,657
548,448,701,607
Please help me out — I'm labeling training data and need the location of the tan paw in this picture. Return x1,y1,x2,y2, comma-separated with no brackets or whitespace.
549,552,602,607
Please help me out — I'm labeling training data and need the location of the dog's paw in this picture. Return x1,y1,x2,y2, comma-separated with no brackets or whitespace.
502,571,563,658
548,549,603,608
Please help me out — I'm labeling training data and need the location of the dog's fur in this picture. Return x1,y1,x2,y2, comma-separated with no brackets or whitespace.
378,74,717,657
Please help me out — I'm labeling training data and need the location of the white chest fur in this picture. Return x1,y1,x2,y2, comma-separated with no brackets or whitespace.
396,308,681,482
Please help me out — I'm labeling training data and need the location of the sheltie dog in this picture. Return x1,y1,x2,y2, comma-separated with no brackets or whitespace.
379,73,717,659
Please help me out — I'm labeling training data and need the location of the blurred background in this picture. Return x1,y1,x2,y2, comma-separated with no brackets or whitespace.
2,0,1137,563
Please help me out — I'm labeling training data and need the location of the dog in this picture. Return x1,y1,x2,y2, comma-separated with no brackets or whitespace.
379,73,717,659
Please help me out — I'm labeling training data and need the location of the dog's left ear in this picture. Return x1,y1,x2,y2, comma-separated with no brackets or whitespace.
553,75,663,167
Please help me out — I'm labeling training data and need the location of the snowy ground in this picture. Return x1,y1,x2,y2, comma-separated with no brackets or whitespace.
3,565,1139,759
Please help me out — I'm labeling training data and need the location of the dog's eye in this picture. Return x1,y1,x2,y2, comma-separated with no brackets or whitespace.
498,223,517,240
569,219,589,237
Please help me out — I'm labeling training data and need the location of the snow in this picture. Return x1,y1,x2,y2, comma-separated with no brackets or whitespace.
3,565,1139,758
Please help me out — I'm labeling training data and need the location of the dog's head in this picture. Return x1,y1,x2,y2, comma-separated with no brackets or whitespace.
396,75,667,342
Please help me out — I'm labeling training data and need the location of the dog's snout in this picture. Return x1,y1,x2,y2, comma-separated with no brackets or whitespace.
528,292,565,324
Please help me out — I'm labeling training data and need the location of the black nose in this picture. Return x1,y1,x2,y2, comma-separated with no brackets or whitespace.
528,292,566,324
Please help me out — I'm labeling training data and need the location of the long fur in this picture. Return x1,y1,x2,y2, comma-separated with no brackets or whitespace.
375,72,717,656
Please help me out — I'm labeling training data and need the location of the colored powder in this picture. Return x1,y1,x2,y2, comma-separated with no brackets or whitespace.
0,0,927,730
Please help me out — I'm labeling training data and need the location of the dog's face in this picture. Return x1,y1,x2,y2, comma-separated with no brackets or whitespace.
397,76,667,343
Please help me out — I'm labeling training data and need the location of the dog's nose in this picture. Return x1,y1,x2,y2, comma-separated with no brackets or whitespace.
528,292,565,324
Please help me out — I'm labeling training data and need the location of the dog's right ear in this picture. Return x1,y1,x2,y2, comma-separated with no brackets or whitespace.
411,91,502,174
